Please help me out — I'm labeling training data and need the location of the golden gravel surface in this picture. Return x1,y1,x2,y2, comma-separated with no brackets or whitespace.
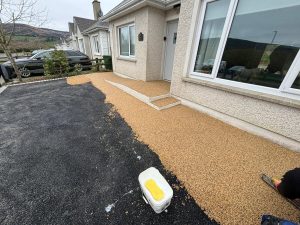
67,73,300,225
151,97,180,108
102,74,170,97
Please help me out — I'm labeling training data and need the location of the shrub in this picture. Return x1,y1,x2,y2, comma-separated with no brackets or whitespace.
44,50,69,76
74,63,83,75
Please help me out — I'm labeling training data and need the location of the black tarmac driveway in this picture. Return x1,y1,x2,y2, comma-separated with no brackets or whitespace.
0,80,218,225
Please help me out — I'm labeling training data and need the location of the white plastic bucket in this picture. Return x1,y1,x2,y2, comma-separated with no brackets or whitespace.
138,167,173,213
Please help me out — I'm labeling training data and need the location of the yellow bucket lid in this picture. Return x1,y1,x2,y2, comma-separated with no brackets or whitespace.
145,179,165,201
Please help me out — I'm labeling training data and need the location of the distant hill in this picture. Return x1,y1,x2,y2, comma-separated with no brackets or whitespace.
2,23,69,52
4,23,69,39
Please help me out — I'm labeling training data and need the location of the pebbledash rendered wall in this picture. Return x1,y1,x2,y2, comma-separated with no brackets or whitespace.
109,7,165,81
109,6,179,81
170,0,300,143
110,7,149,80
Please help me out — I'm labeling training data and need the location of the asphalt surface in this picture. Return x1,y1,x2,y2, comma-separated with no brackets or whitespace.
0,80,218,225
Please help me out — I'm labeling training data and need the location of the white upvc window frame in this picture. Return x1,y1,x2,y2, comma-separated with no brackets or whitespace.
190,0,237,79
189,0,300,99
279,51,300,95
118,23,135,58
99,32,106,55
92,35,101,55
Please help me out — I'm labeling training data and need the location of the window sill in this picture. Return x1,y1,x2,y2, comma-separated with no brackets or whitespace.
182,77,300,109
117,56,137,62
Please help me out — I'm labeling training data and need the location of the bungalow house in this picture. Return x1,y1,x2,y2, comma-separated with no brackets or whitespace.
68,0,110,59
102,0,181,80
102,0,300,149
69,17,96,57
82,20,111,59
55,37,73,50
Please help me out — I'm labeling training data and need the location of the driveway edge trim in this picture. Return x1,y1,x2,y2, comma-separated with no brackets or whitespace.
7,77,66,87
0,86,7,94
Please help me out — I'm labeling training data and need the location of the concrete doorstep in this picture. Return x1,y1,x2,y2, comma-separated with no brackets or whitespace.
105,79,181,111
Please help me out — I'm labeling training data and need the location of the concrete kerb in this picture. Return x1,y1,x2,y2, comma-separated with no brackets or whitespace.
0,86,7,94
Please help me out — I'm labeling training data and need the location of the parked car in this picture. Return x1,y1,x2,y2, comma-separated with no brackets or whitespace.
0,50,92,81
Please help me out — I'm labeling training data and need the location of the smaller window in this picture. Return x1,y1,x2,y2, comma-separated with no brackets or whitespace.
119,24,135,57
129,26,135,56
79,39,85,53
93,36,101,54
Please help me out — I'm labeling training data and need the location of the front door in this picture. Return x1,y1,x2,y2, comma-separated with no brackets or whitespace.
164,20,179,81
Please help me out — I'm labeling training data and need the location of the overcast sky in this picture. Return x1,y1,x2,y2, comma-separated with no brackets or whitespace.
38,0,123,31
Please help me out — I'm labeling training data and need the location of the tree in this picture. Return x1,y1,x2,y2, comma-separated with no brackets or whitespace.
0,0,46,81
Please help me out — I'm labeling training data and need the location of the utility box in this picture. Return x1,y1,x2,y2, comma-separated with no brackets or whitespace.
138,167,173,214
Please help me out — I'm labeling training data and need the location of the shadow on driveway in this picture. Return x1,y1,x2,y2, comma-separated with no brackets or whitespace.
0,80,218,225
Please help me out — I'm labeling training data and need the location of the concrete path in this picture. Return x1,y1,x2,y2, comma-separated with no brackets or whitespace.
0,80,217,225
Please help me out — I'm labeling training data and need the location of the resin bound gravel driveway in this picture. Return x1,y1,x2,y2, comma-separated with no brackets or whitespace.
0,80,217,225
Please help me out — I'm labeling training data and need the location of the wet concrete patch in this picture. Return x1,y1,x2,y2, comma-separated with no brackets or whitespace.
0,80,217,225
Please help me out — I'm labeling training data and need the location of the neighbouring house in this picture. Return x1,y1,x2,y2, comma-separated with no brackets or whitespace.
82,20,110,60
69,17,96,57
68,0,110,59
102,0,300,149
55,37,73,50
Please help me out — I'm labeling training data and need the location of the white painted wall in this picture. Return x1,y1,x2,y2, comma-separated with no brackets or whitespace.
74,25,92,57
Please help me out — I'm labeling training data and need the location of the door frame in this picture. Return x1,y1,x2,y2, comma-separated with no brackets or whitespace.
163,19,179,81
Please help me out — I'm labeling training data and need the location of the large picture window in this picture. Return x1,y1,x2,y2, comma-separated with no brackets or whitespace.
119,24,135,57
191,0,300,96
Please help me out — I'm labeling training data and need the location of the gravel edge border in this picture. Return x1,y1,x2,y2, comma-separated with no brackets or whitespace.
7,77,67,87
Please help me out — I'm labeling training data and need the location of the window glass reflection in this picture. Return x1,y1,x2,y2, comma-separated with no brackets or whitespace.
119,27,129,56
291,73,300,89
217,0,300,88
194,0,230,75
